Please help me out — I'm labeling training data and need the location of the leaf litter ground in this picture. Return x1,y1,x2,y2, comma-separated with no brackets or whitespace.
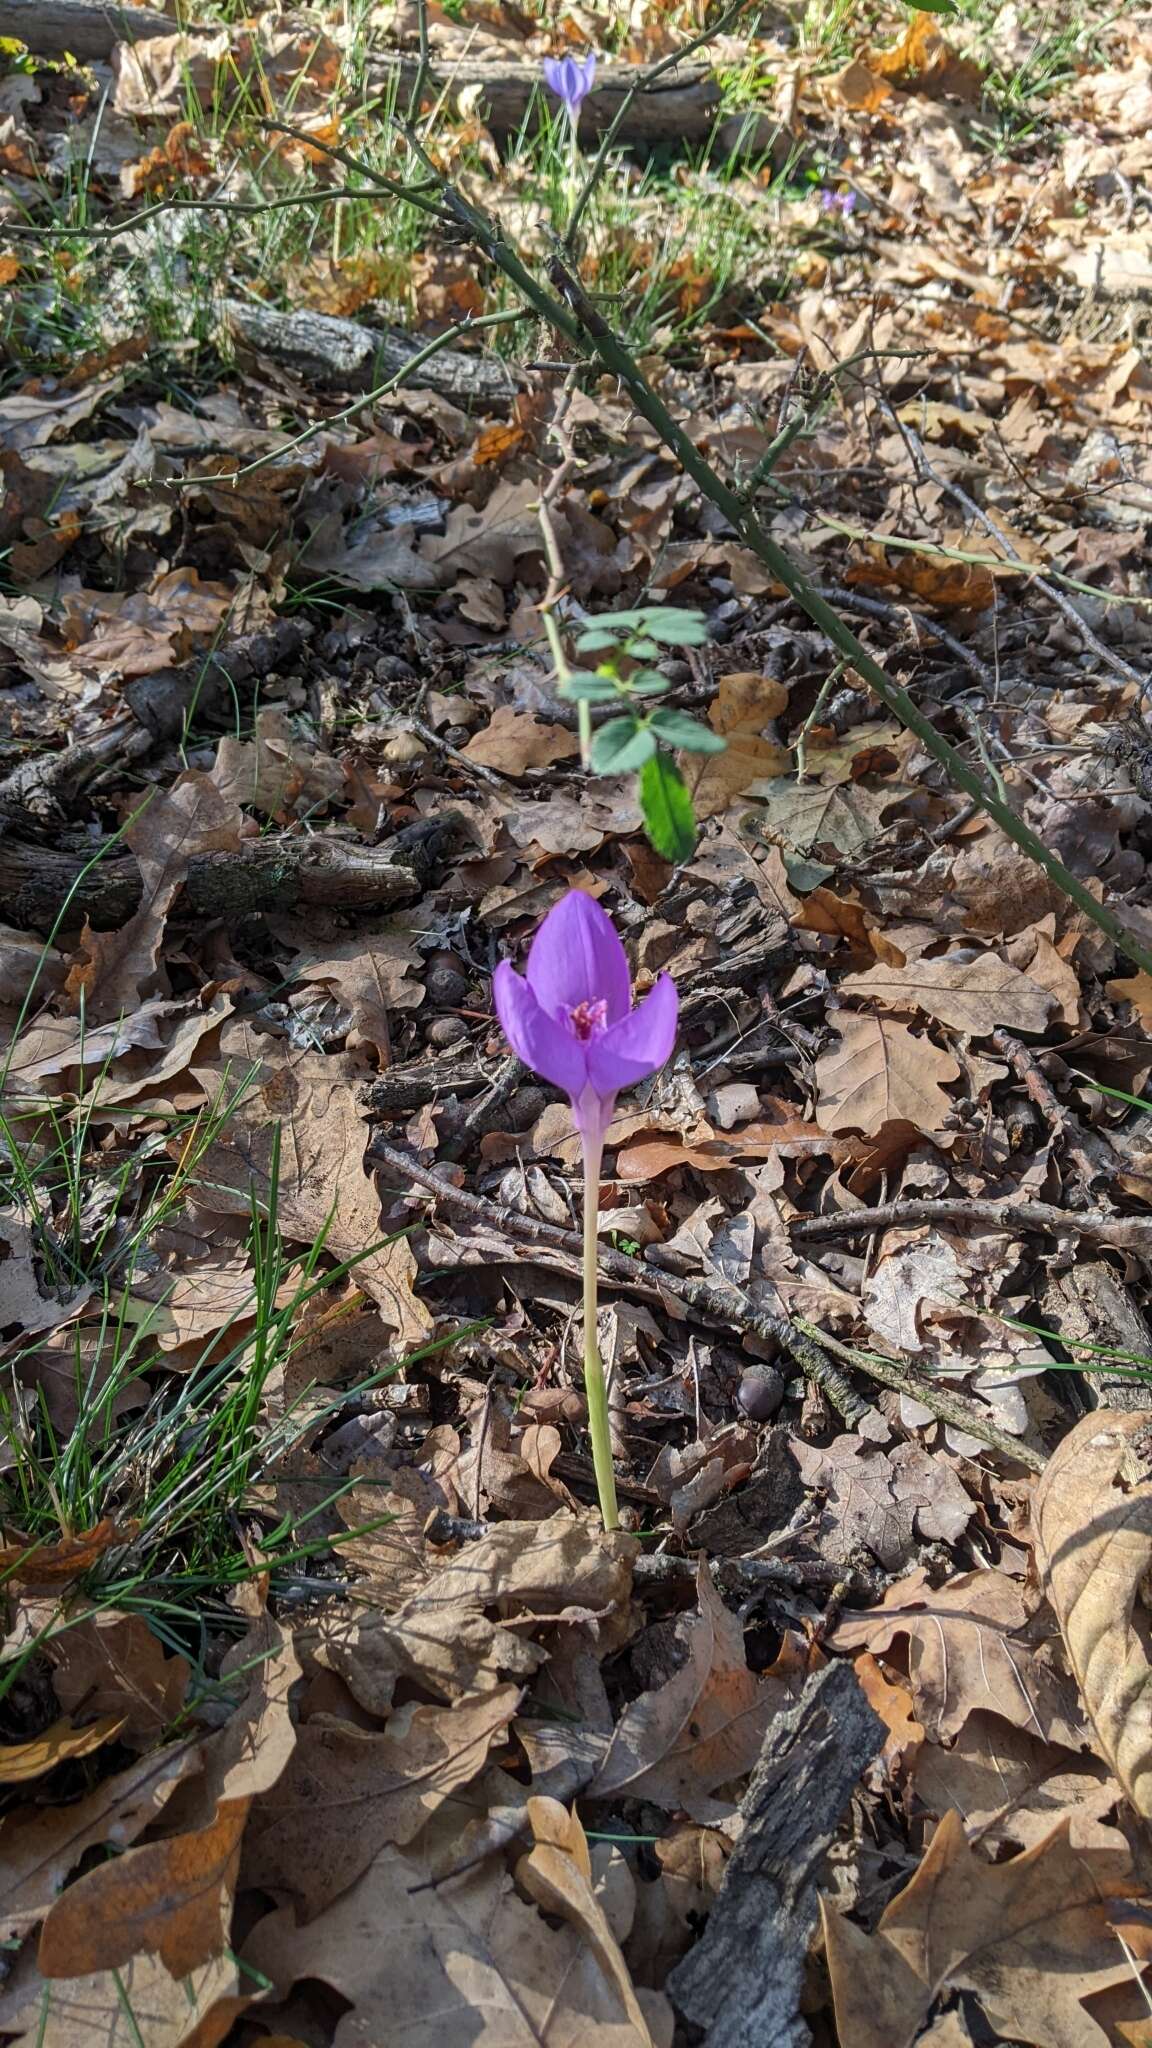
3,2,1152,2043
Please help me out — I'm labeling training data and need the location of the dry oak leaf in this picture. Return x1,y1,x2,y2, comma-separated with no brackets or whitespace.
37,1616,299,1980
0,1949,248,2048
688,672,790,818
791,1435,973,1572
464,705,578,773
241,1684,522,1917
0,1717,125,1785
189,1024,430,1347
821,1810,1141,2048
828,1567,1088,1748
0,1518,136,1589
44,1610,190,1749
0,1740,201,1939
1034,1409,1152,1818
64,774,242,1025
588,1561,791,1816
815,1013,961,1136
243,1841,668,2048
841,952,1054,1038
748,777,907,861
517,1799,654,2044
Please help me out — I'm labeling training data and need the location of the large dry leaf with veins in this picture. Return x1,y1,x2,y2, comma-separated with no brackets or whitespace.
828,1567,1088,1747
821,1811,1139,2048
65,774,242,1023
1035,1410,1152,1817
0,1740,200,1939
588,1561,791,1814
190,1023,430,1346
38,1612,298,1979
0,1948,248,2048
241,1684,521,1917
842,951,1054,1037
243,1841,668,2048
815,1012,960,1135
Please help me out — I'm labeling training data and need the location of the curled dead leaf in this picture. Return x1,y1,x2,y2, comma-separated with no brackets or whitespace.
1035,1411,1152,1817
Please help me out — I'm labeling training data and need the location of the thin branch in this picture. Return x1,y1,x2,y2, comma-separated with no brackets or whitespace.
791,1198,1152,1255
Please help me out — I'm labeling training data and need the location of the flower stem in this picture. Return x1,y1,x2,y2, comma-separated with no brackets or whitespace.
580,1128,619,1532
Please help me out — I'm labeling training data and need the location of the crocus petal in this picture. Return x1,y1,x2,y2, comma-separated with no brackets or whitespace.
525,891,631,1026
493,962,589,1098
587,973,678,1097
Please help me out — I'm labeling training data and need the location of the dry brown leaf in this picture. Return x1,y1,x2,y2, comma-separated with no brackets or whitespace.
0,1948,248,2048
1034,1411,1152,1817
209,706,343,820
749,777,907,859
64,775,242,1024
822,1811,1137,2048
588,1562,790,1815
815,1013,960,1135
290,931,425,1060
841,952,1053,1037
464,705,578,772
791,1435,974,1570
0,1212,89,1341
243,1684,521,1916
688,673,790,817
518,1799,653,2044
828,1567,1088,1747
244,1840,667,2047
0,1518,135,1588
44,1611,189,1748
190,1024,431,1347
0,1740,200,1939
0,1717,125,1785
38,1615,299,1979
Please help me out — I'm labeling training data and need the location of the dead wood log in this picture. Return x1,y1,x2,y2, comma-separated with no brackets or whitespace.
0,0,179,58
667,1660,884,2048
1041,1261,1152,1413
0,622,307,823
367,52,730,148
222,302,518,405
0,818,455,934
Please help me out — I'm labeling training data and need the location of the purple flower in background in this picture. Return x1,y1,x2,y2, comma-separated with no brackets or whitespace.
543,51,598,120
494,891,677,1145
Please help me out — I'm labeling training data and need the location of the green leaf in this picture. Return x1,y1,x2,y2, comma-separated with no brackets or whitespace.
649,707,727,753
590,716,657,775
575,627,627,653
639,754,696,862
638,609,710,647
562,674,623,703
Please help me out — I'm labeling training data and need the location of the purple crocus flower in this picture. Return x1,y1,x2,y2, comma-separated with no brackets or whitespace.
493,891,677,1146
542,51,598,121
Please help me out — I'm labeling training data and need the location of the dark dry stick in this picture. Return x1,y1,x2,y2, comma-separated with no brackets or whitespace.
791,1197,1152,1255
367,1141,1041,1456
991,1028,1108,1199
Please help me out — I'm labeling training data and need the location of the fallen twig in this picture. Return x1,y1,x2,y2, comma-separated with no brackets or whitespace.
367,1140,1048,1460
791,1197,1152,1256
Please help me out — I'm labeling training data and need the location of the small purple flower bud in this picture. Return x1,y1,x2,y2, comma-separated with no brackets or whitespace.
542,51,598,120
493,890,677,1146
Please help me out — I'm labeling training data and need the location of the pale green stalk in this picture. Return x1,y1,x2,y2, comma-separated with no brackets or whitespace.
581,1128,619,1532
